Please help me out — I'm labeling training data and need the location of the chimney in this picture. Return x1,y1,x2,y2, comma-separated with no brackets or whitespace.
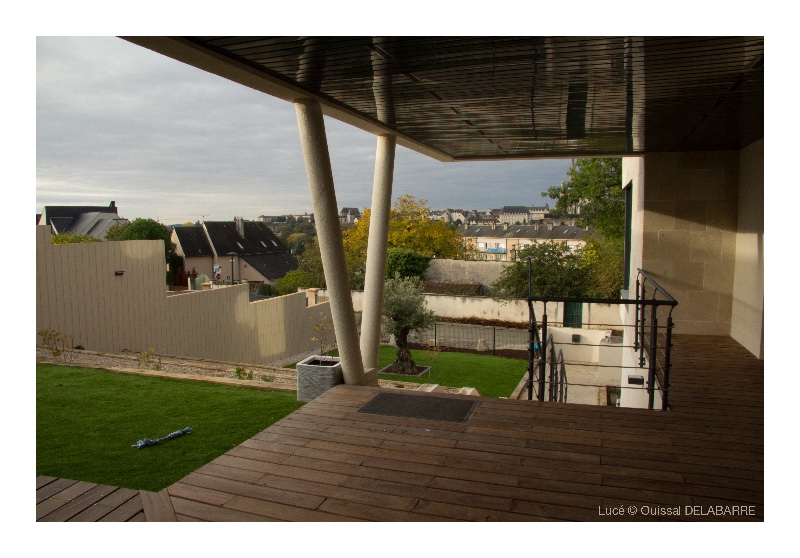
490,222,496,230
532,223,539,231
235,217,245,237
502,223,509,230
547,222,553,231
109,201,116,208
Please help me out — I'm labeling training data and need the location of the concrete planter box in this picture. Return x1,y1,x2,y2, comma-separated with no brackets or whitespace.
296,356,343,402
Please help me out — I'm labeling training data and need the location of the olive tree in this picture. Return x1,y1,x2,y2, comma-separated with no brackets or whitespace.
381,275,435,375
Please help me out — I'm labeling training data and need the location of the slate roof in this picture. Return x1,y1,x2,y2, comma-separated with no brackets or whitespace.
460,224,592,241
38,202,127,239
69,212,126,237
49,217,75,234
241,253,299,281
203,221,288,256
501,206,530,214
173,226,214,257
39,202,119,225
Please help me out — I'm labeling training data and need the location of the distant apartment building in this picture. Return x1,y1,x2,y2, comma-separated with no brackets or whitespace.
339,207,361,224
428,209,448,222
172,217,297,285
258,213,314,224
460,222,591,261
37,201,129,239
497,204,550,225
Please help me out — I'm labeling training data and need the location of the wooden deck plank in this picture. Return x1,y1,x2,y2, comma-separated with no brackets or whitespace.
341,475,516,513
168,481,238,507
255,471,421,512
282,454,435,487
36,476,58,489
170,496,280,522
97,494,144,522
36,496,70,520
360,455,522,487
213,454,350,486
305,438,447,466
180,471,327,510
68,503,117,522
222,494,354,522
412,499,552,522
95,487,139,509
39,484,117,522
36,477,79,503
140,489,177,522
176,514,204,521
315,498,449,522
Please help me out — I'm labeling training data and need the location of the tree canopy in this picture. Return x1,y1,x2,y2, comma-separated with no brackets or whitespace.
343,195,467,261
543,158,623,239
283,195,468,291
105,218,176,258
526,157,626,298
381,275,435,374
493,241,589,299
105,218,180,284
385,248,431,280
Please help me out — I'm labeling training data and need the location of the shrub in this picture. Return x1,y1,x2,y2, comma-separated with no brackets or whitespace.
235,366,254,380
137,348,162,371
38,329,79,362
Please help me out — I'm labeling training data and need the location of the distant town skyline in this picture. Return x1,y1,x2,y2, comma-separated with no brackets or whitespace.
36,36,574,225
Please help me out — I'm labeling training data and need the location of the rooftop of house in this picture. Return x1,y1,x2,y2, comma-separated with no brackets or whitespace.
173,226,214,257
501,206,532,214
460,224,592,240
202,220,289,256
39,201,119,226
38,202,127,239
241,252,299,280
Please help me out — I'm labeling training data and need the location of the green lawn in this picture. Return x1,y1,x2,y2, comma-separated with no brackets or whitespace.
36,363,303,492
325,346,526,398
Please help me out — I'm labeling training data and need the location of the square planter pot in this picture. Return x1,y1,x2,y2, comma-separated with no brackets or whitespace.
296,356,343,402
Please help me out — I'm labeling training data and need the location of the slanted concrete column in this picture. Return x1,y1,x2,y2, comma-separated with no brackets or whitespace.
295,98,365,385
360,134,396,381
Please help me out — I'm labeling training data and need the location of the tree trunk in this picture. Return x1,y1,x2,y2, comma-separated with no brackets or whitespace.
393,328,418,374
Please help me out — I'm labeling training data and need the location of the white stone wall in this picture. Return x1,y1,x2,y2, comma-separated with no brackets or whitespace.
731,139,764,358
423,258,511,286
640,151,741,336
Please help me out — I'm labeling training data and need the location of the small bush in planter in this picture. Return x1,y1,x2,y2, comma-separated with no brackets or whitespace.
309,311,337,364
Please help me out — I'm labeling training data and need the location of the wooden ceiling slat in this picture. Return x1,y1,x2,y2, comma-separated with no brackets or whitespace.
182,36,763,158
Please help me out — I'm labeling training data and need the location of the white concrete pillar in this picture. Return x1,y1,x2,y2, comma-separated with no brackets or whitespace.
360,134,396,380
294,98,366,385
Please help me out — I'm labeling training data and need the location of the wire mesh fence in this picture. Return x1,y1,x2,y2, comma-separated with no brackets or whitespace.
404,321,529,358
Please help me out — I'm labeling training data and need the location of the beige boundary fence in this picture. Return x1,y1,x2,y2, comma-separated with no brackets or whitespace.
35,226,329,365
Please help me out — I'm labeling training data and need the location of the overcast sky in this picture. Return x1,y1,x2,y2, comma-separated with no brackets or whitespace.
36,36,573,225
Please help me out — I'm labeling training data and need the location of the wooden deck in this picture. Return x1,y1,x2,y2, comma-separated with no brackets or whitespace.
37,334,763,521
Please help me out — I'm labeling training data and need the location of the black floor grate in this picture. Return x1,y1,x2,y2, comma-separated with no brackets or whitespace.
358,391,478,423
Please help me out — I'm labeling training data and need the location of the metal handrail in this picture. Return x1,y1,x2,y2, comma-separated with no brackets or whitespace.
525,268,677,411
